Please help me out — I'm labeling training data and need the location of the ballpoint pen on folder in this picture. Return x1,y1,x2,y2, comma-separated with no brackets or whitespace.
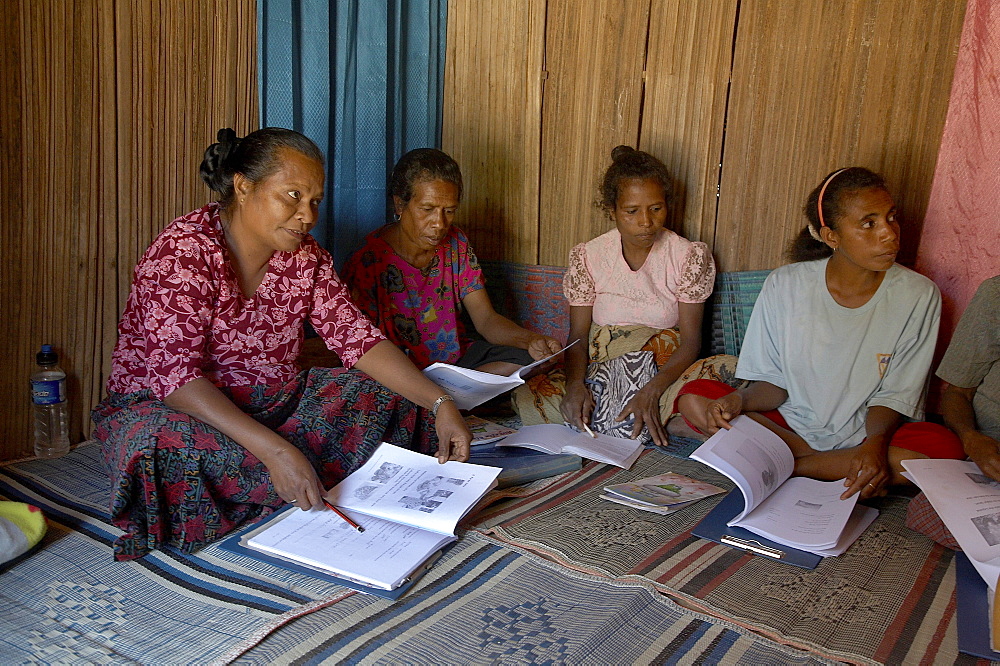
720,535,784,559
581,421,597,438
322,498,365,532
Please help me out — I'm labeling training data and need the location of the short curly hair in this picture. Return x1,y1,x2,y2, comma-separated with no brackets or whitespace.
598,145,673,213
388,148,463,205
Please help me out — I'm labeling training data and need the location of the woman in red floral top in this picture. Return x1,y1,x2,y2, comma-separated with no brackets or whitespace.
93,128,471,560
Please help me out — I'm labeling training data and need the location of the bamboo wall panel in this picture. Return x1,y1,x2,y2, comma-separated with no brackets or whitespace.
538,0,652,266
442,0,545,264
0,0,257,462
715,0,966,272
640,0,737,246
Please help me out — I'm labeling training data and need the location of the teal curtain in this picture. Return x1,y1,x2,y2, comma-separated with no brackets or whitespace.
258,0,447,268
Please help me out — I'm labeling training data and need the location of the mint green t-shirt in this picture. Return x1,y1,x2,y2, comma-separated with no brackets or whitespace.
736,259,941,451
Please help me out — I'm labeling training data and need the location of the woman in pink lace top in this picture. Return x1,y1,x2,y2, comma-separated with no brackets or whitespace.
514,146,716,446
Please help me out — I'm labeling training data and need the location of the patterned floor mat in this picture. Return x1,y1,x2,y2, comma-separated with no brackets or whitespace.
472,450,971,665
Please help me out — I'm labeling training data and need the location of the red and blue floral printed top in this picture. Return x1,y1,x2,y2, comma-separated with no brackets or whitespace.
107,203,385,399
341,225,485,369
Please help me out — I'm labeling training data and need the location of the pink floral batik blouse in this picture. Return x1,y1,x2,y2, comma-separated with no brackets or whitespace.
107,203,385,400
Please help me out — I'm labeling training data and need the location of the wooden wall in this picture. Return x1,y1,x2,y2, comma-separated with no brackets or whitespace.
443,0,965,272
0,0,257,462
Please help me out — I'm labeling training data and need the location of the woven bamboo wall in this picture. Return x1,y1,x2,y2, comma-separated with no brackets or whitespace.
0,0,257,462
715,0,967,271
443,0,965,273
442,0,546,264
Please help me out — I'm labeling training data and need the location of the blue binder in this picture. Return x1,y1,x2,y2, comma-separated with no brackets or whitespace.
216,508,443,600
954,551,1000,660
691,490,823,569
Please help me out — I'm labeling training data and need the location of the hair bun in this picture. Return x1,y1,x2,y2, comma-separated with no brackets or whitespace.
200,128,242,192
610,145,635,162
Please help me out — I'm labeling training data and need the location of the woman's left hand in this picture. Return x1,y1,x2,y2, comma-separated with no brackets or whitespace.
842,439,891,500
432,401,472,463
617,382,668,447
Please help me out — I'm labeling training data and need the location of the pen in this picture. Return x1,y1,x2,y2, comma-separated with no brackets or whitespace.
721,535,783,559
322,498,365,532
581,421,597,438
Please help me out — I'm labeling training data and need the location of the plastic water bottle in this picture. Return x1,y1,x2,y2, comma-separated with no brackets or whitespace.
31,344,71,459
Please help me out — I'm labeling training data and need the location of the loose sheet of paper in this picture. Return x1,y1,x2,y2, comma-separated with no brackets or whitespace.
902,458,1000,565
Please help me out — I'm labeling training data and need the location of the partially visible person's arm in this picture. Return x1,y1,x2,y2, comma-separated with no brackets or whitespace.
463,289,562,359
354,340,472,463
560,305,595,429
618,301,704,446
942,382,1000,481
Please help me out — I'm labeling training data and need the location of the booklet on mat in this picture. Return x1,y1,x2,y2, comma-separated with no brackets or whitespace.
466,415,518,446
423,341,577,410
245,443,501,591
602,472,725,514
901,458,1000,591
495,423,643,469
690,415,874,556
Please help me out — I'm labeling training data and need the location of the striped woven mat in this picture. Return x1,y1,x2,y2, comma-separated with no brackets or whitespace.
472,450,971,665
235,532,834,665
1,442,834,665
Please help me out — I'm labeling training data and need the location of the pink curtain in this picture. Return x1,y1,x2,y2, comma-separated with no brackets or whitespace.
916,0,1000,340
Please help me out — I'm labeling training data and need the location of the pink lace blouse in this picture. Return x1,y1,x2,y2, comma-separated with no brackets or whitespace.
563,228,715,329
107,203,385,399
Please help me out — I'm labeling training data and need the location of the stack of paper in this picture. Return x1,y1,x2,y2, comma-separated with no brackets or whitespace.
496,424,644,469
901,459,1000,657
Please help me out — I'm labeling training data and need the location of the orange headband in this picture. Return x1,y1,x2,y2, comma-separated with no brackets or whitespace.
817,168,848,228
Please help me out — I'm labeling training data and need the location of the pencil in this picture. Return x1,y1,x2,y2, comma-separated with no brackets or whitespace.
322,498,365,532
581,421,597,438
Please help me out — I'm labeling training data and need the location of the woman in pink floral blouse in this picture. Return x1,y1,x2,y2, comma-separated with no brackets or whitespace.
342,148,562,373
93,128,471,560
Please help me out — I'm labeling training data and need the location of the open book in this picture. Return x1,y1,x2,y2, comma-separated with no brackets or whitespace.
496,423,643,469
423,341,576,410
245,443,501,591
691,415,877,556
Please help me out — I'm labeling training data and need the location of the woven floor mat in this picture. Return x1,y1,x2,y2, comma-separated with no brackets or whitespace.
471,449,966,665
235,532,836,665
